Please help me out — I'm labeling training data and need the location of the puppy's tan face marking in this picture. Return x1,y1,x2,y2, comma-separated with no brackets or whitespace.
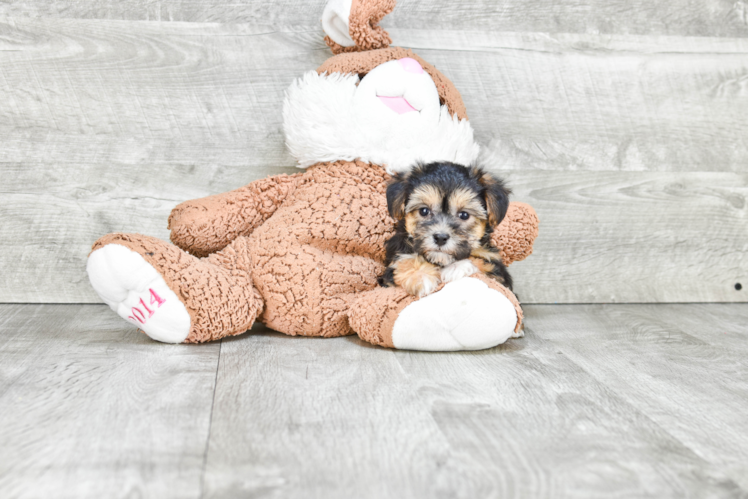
405,184,443,213
404,211,418,234
446,188,488,251
405,184,443,234
401,184,490,266
447,188,486,219
469,218,487,244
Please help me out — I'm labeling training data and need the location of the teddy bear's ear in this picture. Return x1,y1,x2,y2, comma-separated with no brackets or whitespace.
321,0,396,55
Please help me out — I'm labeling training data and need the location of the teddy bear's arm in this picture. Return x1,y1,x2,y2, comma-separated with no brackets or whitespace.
168,172,304,257
491,202,539,266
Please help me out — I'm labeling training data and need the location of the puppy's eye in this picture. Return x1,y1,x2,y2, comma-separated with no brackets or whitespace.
419,207,431,217
458,211,470,220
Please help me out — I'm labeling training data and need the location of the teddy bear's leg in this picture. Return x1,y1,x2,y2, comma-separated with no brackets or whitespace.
87,233,263,343
349,274,523,351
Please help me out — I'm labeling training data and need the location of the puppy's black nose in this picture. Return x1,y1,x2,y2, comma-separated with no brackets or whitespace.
433,233,450,246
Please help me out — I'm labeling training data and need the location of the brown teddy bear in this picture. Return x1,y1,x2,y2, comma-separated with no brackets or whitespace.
86,0,539,351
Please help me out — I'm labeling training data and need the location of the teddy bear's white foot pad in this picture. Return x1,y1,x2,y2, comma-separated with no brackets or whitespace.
87,244,191,343
391,277,517,351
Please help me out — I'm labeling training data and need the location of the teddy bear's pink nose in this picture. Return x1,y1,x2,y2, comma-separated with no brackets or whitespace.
398,57,423,74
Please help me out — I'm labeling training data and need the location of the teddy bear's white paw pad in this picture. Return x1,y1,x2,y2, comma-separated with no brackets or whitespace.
440,259,479,283
391,277,517,351
87,244,191,343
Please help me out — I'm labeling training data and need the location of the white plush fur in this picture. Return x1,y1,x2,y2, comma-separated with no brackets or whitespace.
283,61,481,174
391,277,517,351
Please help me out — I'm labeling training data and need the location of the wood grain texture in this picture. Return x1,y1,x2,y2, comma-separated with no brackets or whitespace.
393,334,743,497
8,164,745,303
400,31,748,174
0,304,220,498
2,22,748,172
1,19,747,303
527,303,748,492
3,168,745,304
2,303,747,497
666,302,748,350
202,328,470,498
3,0,748,37
504,170,748,303
0,21,317,169
0,162,297,303
200,312,746,497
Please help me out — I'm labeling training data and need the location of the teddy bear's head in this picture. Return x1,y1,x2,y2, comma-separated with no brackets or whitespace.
283,0,479,174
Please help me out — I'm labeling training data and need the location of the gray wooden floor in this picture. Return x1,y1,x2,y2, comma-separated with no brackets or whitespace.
1,304,747,497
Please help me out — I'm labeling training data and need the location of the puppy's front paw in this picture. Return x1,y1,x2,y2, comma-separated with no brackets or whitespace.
401,272,440,298
440,259,479,283
393,255,442,298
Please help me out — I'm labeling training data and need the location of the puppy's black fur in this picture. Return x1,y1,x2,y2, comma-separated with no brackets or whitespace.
378,161,513,291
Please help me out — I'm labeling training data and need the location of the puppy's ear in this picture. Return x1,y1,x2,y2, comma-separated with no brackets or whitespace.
386,173,410,220
473,168,511,227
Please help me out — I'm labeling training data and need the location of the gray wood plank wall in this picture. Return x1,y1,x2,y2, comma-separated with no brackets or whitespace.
1,3,747,304
4,0,748,37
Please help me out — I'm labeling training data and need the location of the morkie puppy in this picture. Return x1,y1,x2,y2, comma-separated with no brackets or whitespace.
378,162,513,298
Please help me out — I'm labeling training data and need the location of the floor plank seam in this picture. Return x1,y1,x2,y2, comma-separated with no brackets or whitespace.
199,338,222,499
528,326,746,493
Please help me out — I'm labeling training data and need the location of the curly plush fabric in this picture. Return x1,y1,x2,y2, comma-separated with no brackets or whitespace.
90,160,536,344
349,284,415,347
169,173,303,258
86,0,540,349
317,47,469,121
325,0,396,54
91,233,262,343
491,202,540,266
247,160,392,337
174,160,531,340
